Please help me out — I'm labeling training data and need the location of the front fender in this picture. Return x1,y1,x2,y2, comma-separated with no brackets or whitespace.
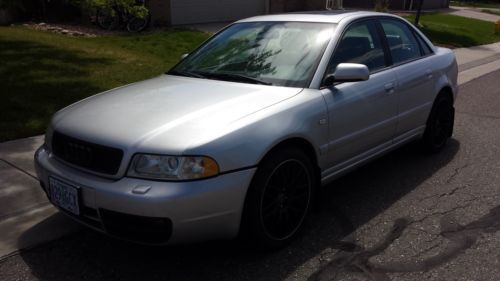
184,89,329,173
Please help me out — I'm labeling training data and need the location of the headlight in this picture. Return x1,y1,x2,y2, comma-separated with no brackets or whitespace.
127,154,219,181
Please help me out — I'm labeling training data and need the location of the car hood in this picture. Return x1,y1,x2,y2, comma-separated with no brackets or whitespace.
52,75,303,153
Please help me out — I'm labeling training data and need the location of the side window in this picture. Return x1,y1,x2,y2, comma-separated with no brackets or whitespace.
380,19,423,64
328,20,387,74
413,30,433,56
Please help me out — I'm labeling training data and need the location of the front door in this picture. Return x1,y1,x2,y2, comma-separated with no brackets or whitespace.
321,20,398,172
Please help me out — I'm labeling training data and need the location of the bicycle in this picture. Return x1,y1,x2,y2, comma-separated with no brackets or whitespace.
96,0,150,32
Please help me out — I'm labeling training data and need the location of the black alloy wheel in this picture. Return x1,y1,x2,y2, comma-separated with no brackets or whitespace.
422,94,455,153
242,147,315,249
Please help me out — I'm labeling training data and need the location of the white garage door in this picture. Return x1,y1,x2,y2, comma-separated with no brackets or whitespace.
171,0,266,25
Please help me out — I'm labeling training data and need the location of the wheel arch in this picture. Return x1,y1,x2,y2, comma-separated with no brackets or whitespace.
239,136,321,245
261,137,318,168
256,137,322,190
438,85,455,103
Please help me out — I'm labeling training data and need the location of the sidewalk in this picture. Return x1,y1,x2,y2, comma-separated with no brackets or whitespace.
448,6,500,22
0,137,81,259
454,42,500,84
0,41,499,259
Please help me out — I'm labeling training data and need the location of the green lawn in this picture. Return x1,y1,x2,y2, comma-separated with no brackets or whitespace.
405,13,500,48
450,1,500,9
0,26,209,142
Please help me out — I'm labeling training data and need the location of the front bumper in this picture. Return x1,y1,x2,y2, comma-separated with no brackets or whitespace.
34,145,256,244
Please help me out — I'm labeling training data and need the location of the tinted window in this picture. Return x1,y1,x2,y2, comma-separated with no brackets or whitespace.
328,20,387,73
413,30,433,56
380,19,422,64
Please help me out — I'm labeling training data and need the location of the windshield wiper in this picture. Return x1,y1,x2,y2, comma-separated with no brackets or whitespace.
168,70,207,79
201,72,272,85
169,70,272,85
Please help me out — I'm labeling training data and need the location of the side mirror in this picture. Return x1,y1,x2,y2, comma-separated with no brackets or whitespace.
323,63,370,86
181,53,189,60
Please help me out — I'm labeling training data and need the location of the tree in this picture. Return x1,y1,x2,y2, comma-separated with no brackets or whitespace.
414,0,424,26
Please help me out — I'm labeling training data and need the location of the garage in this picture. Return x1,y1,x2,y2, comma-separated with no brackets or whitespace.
170,0,266,25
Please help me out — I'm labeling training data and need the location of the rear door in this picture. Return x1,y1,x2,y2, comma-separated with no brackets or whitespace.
379,18,437,140
320,19,398,170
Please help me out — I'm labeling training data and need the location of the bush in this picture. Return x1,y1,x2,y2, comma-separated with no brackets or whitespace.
374,0,389,12
69,0,148,19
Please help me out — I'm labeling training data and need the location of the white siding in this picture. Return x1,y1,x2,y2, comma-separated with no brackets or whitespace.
171,0,266,25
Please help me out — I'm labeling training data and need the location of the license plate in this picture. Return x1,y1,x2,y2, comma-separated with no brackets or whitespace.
49,177,80,216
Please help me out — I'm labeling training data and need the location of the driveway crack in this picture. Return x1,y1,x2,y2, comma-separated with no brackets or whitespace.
0,158,38,180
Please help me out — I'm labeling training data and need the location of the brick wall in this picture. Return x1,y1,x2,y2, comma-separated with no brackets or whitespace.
0,9,14,24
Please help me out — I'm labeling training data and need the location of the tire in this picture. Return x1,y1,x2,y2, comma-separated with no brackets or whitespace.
242,147,316,249
126,14,150,32
96,8,119,30
421,93,455,153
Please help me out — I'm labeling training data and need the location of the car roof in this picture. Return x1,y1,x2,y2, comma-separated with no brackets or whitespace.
236,10,391,24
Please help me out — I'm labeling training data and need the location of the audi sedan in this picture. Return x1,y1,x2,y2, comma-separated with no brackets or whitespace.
35,11,458,248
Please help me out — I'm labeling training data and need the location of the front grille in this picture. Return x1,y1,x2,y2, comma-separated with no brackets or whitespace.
52,131,123,175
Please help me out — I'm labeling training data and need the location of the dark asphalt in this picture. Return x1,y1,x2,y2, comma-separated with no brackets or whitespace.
1,69,500,281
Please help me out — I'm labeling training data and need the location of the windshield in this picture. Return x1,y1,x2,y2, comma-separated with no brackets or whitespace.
169,22,335,88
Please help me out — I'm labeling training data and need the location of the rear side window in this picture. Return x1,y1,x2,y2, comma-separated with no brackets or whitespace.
413,30,433,56
328,20,387,73
380,19,422,64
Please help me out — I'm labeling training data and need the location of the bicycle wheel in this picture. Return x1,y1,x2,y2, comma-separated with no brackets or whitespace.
126,14,150,32
96,8,119,30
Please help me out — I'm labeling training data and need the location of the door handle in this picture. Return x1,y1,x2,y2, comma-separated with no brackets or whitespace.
425,69,433,79
384,82,395,94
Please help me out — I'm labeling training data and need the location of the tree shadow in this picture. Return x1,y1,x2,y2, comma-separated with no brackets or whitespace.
419,26,479,48
16,140,460,281
0,38,114,141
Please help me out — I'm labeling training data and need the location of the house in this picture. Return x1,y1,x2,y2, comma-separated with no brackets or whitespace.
343,0,451,10
148,0,450,26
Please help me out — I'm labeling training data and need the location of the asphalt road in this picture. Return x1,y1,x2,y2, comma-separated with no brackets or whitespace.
1,69,500,281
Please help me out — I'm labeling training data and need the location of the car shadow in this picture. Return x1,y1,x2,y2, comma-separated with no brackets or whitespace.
17,139,460,281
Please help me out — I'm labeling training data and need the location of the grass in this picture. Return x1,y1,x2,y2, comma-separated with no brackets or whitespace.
0,26,209,142
405,13,500,48
450,1,500,9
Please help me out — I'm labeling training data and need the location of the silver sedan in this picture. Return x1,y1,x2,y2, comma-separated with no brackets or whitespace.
35,11,458,248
